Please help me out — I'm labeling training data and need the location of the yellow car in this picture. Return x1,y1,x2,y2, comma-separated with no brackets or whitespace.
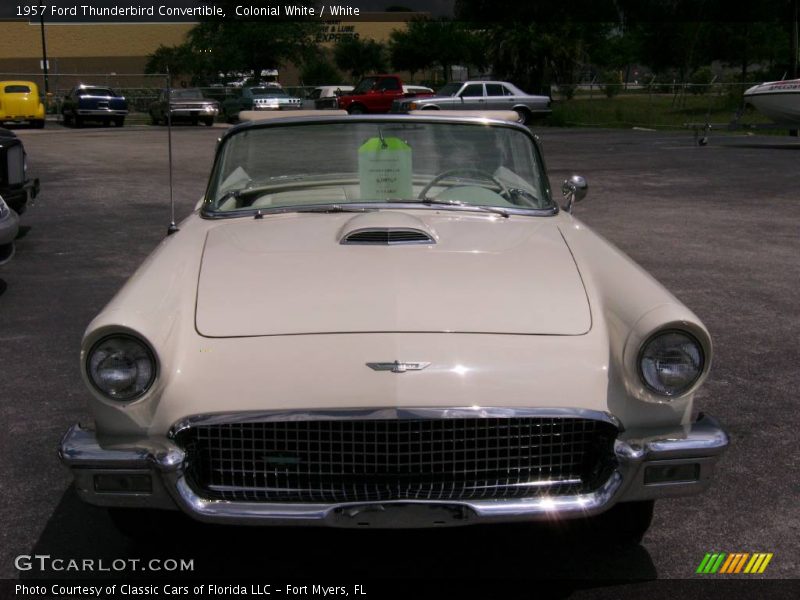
0,81,45,128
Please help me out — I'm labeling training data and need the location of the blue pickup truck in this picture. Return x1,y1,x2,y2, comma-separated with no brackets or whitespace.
61,85,129,127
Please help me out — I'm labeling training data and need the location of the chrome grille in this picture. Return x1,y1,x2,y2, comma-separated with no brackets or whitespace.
176,418,617,503
341,228,435,245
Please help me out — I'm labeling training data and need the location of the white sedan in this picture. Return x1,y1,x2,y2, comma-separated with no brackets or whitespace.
394,81,552,124
59,113,727,541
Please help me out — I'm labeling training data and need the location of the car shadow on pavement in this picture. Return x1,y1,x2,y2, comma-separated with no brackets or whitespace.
21,488,656,589
722,142,800,150
0,278,6,297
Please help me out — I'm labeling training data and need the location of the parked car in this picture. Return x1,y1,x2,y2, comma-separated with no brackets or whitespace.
61,85,128,127
302,85,355,110
0,127,39,215
0,195,19,265
0,81,45,128
149,88,219,126
337,75,435,114
59,112,728,540
221,86,301,121
394,81,552,124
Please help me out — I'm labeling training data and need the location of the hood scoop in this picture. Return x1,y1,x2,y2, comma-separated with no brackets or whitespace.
338,212,437,246
342,228,435,245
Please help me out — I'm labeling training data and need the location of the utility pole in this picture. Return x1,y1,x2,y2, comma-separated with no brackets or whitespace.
39,13,49,95
792,0,798,79
792,0,798,135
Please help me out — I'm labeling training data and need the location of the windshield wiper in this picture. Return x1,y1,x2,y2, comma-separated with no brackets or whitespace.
413,197,510,218
295,205,374,214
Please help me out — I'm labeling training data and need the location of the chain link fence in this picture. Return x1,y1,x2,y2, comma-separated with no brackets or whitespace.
547,81,774,129
1,72,323,124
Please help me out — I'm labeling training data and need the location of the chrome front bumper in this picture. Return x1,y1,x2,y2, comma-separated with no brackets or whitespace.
77,109,128,116
170,108,218,117
59,414,728,528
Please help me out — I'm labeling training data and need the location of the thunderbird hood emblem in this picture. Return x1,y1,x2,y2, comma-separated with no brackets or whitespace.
367,361,431,373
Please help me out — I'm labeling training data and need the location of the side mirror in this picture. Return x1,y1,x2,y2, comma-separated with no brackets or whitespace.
561,175,588,213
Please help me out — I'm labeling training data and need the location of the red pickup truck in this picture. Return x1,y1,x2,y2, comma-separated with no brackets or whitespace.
337,75,434,114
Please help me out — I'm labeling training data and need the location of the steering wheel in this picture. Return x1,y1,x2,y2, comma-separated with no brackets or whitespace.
418,168,509,200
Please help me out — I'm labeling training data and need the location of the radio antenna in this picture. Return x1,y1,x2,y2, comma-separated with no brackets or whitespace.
166,67,178,235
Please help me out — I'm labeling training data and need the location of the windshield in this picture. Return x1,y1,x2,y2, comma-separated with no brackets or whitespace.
4,85,31,94
78,88,115,97
206,120,552,215
171,89,203,99
437,83,462,96
353,77,378,94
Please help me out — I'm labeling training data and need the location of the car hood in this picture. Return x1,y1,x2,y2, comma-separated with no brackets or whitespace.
195,211,591,337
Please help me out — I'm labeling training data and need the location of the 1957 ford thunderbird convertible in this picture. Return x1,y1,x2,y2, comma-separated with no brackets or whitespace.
59,112,728,540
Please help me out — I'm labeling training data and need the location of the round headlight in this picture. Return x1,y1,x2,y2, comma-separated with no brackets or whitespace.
638,330,705,397
87,335,156,401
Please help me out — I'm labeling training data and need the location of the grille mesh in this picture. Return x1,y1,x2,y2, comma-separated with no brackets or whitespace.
176,418,617,503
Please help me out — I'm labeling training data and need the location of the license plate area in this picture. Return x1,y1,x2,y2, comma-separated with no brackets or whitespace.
327,503,474,528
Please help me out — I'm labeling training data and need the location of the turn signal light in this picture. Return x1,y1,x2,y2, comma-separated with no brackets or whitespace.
644,463,700,484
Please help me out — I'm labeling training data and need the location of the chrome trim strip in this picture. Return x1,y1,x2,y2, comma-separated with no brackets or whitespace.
203,201,557,220
206,477,584,495
168,407,622,438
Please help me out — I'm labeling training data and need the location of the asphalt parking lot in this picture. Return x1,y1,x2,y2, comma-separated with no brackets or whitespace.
1,122,798,589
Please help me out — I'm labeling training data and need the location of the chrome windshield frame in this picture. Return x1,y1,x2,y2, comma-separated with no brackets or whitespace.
201,114,556,220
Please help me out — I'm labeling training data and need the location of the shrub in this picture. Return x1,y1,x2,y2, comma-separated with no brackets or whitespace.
557,83,577,100
689,67,714,95
600,70,622,98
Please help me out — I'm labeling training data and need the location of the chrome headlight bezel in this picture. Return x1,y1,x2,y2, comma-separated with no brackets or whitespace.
85,333,158,402
637,329,706,398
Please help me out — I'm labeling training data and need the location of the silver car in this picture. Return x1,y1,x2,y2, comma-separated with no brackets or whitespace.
149,88,219,126
394,81,551,124
0,195,19,265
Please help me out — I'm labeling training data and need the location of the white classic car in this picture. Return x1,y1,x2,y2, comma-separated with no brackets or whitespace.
60,112,727,541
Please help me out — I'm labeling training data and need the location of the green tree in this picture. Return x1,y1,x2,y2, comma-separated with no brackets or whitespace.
145,45,193,75
333,37,387,81
300,58,344,86
455,0,617,92
388,20,432,81
389,19,488,83
188,20,321,82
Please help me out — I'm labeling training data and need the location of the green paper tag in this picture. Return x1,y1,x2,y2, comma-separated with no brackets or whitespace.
358,136,412,200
